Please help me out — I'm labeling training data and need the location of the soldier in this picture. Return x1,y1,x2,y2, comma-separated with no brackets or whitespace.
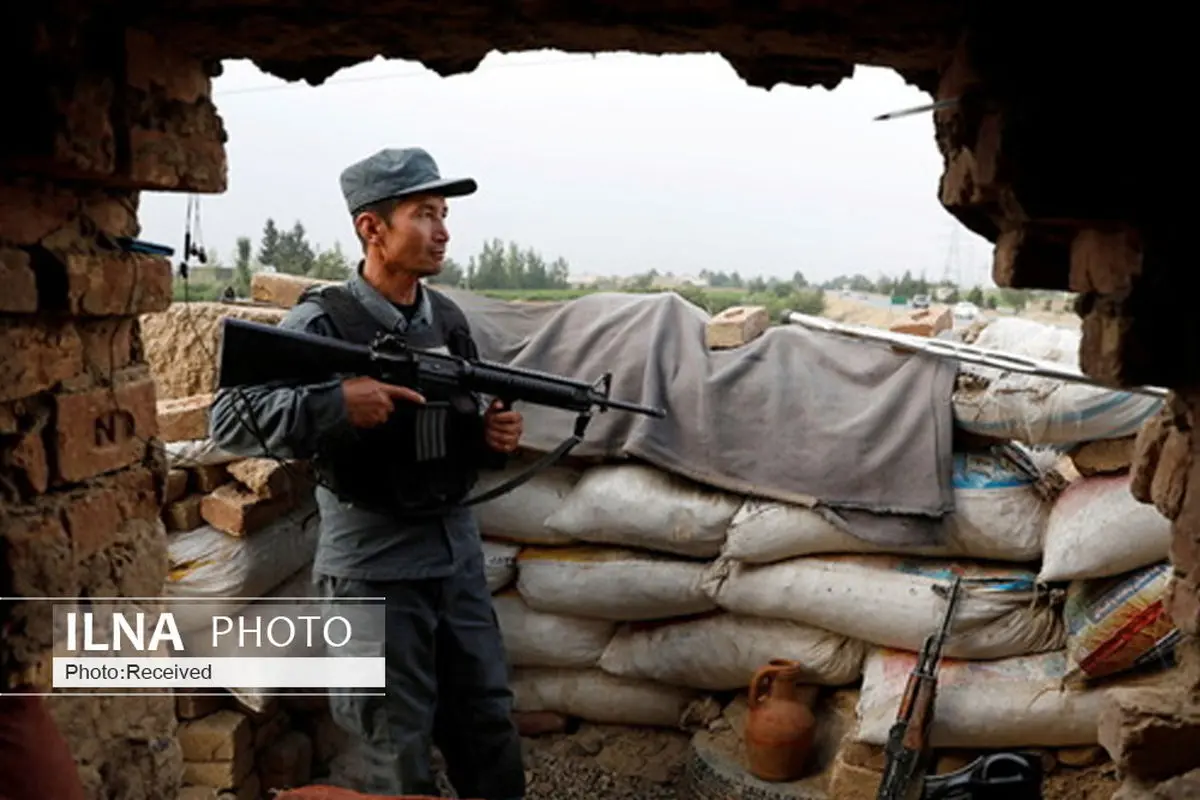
209,147,525,799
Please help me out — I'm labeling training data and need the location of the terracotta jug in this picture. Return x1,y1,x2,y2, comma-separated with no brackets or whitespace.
744,658,819,782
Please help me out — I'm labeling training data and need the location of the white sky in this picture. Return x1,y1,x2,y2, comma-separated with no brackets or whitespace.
137,51,997,287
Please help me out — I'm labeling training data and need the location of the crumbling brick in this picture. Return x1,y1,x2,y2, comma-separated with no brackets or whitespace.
258,729,313,793
53,373,156,483
60,465,159,560
1,420,50,497
1152,426,1192,521
191,463,228,493
0,509,76,597
227,457,291,498
0,180,78,245
1133,410,1171,504
178,709,252,762
1098,687,1200,782
80,191,138,238
64,252,172,316
76,517,168,600
0,319,84,403
200,483,292,536
828,748,883,799
1166,575,1200,637
0,249,38,312
1071,437,1136,477
164,494,205,532
158,393,214,443
125,29,211,105
177,691,230,721
127,125,228,194
993,226,1070,290
1070,226,1144,295
77,319,136,376
166,468,190,503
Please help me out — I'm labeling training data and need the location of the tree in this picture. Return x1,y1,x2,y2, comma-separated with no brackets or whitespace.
429,258,465,287
309,242,352,280
273,221,316,275
233,237,253,297
966,286,985,306
258,219,281,267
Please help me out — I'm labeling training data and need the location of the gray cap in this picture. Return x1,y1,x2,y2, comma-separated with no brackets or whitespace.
340,147,477,214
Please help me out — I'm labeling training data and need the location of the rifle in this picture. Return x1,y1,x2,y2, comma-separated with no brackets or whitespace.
215,318,665,505
876,577,1043,800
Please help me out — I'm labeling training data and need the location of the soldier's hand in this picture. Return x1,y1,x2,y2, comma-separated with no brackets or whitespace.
341,377,425,428
484,399,523,453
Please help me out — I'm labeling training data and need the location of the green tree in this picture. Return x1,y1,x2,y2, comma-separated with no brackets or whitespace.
966,286,985,306
233,236,253,297
258,219,281,267
273,221,316,275
429,258,465,287
309,242,352,280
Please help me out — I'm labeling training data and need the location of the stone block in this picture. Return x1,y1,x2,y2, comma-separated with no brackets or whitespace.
60,465,159,560
179,709,252,762
1070,437,1136,477
1098,687,1200,782
889,306,952,338
63,252,173,316
177,691,230,721
227,457,291,498
53,373,157,483
166,468,190,503
251,272,335,308
201,483,293,537
705,305,769,349
158,393,214,443
191,463,228,493
1070,226,1144,296
258,729,313,793
164,494,205,533
0,319,84,403
0,248,37,312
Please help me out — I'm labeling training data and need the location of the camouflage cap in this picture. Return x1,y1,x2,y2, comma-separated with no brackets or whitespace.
339,147,477,214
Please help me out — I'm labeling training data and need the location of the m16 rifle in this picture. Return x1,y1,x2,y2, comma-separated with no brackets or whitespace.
876,576,1044,800
215,318,666,505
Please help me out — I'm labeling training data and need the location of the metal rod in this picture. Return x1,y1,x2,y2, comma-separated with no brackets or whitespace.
780,309,1169,399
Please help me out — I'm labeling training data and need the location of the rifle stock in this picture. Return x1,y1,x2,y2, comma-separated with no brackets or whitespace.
217,318,666,419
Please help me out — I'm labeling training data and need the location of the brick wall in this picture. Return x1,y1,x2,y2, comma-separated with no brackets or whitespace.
0,20,226,799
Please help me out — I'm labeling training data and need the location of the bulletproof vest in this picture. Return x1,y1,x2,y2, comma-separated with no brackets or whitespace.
297,282,486,516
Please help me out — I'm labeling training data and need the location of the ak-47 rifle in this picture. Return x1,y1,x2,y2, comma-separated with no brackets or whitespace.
215,318,666,505
876,576,1044,800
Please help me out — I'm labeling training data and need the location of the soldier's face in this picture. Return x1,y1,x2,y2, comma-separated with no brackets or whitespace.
380,194,450,276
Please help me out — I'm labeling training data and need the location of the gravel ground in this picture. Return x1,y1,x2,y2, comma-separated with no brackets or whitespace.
521,724,691,800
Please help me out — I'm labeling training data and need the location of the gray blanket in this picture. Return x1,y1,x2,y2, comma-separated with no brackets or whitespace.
442,288,958,546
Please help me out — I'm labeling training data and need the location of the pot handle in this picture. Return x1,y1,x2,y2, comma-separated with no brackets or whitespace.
748,664,779,710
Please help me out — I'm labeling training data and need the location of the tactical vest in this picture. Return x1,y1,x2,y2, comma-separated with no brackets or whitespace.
297,282,487,516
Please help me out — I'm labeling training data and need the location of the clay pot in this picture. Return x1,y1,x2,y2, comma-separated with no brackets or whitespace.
744,658,819,782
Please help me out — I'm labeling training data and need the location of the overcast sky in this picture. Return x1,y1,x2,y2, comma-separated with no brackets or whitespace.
137,51,996,286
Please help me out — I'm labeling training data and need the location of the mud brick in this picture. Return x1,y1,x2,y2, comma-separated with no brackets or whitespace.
80,191,138,238
64,252,172,316
993,226,1070,290
1132,410,1170,504
126,125,228,194
77,319,136,376
179,709,252,762
181,752,254,791
705,305,769,349
61,466,159,560
125,28,210,104
889,306,952,338
1152,426,1192,521
1167,575,1200,637
259,730,313,793
829,749,883,799
0,180,79,245
251,272,334,308
0,248,37,312
253,709,292,751
227,457,292,499
53,375,156,483
1,509,76,597
166,468,190,503
191,463,229,493
201,483,292,537
1098,687,1200,782
164,494,205,532
1070,226,1144,295
158,393,214,443
1069,437,1136,477
177,691,230,720
2,424,50,495
0,319,84,403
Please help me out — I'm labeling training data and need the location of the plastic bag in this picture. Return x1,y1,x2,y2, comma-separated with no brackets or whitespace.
517,546,716,621
543,464,741,557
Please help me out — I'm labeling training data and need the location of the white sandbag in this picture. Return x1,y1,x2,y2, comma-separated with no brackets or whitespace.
598,612,865,691
1039,474,1171,582
511,667,700,727
494,591,615,668
164,504,320,633
704,554,1063,660
472,464,582,545
858,648,1124,748
163,437,241,467
952,318,1162,445
517,546,716,621
722,451,1047,564
483,539,520,592
543,464,740,557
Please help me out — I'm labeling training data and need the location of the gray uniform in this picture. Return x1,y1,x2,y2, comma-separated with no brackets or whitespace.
209,274,524,799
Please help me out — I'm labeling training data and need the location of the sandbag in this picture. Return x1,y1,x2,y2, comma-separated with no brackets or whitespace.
483,539,520,592
1064,562,1180,683
721,451,1047,564
494,591,615,668
164,437,241,467
857,648,1114,748
598,612,865,691
542,464,741,557
510,667,700,727
472,463,582,545
1039,474,1171,582
703,555,1064,660
164,503,320,632
517,546,716,621
952,318,1162,445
